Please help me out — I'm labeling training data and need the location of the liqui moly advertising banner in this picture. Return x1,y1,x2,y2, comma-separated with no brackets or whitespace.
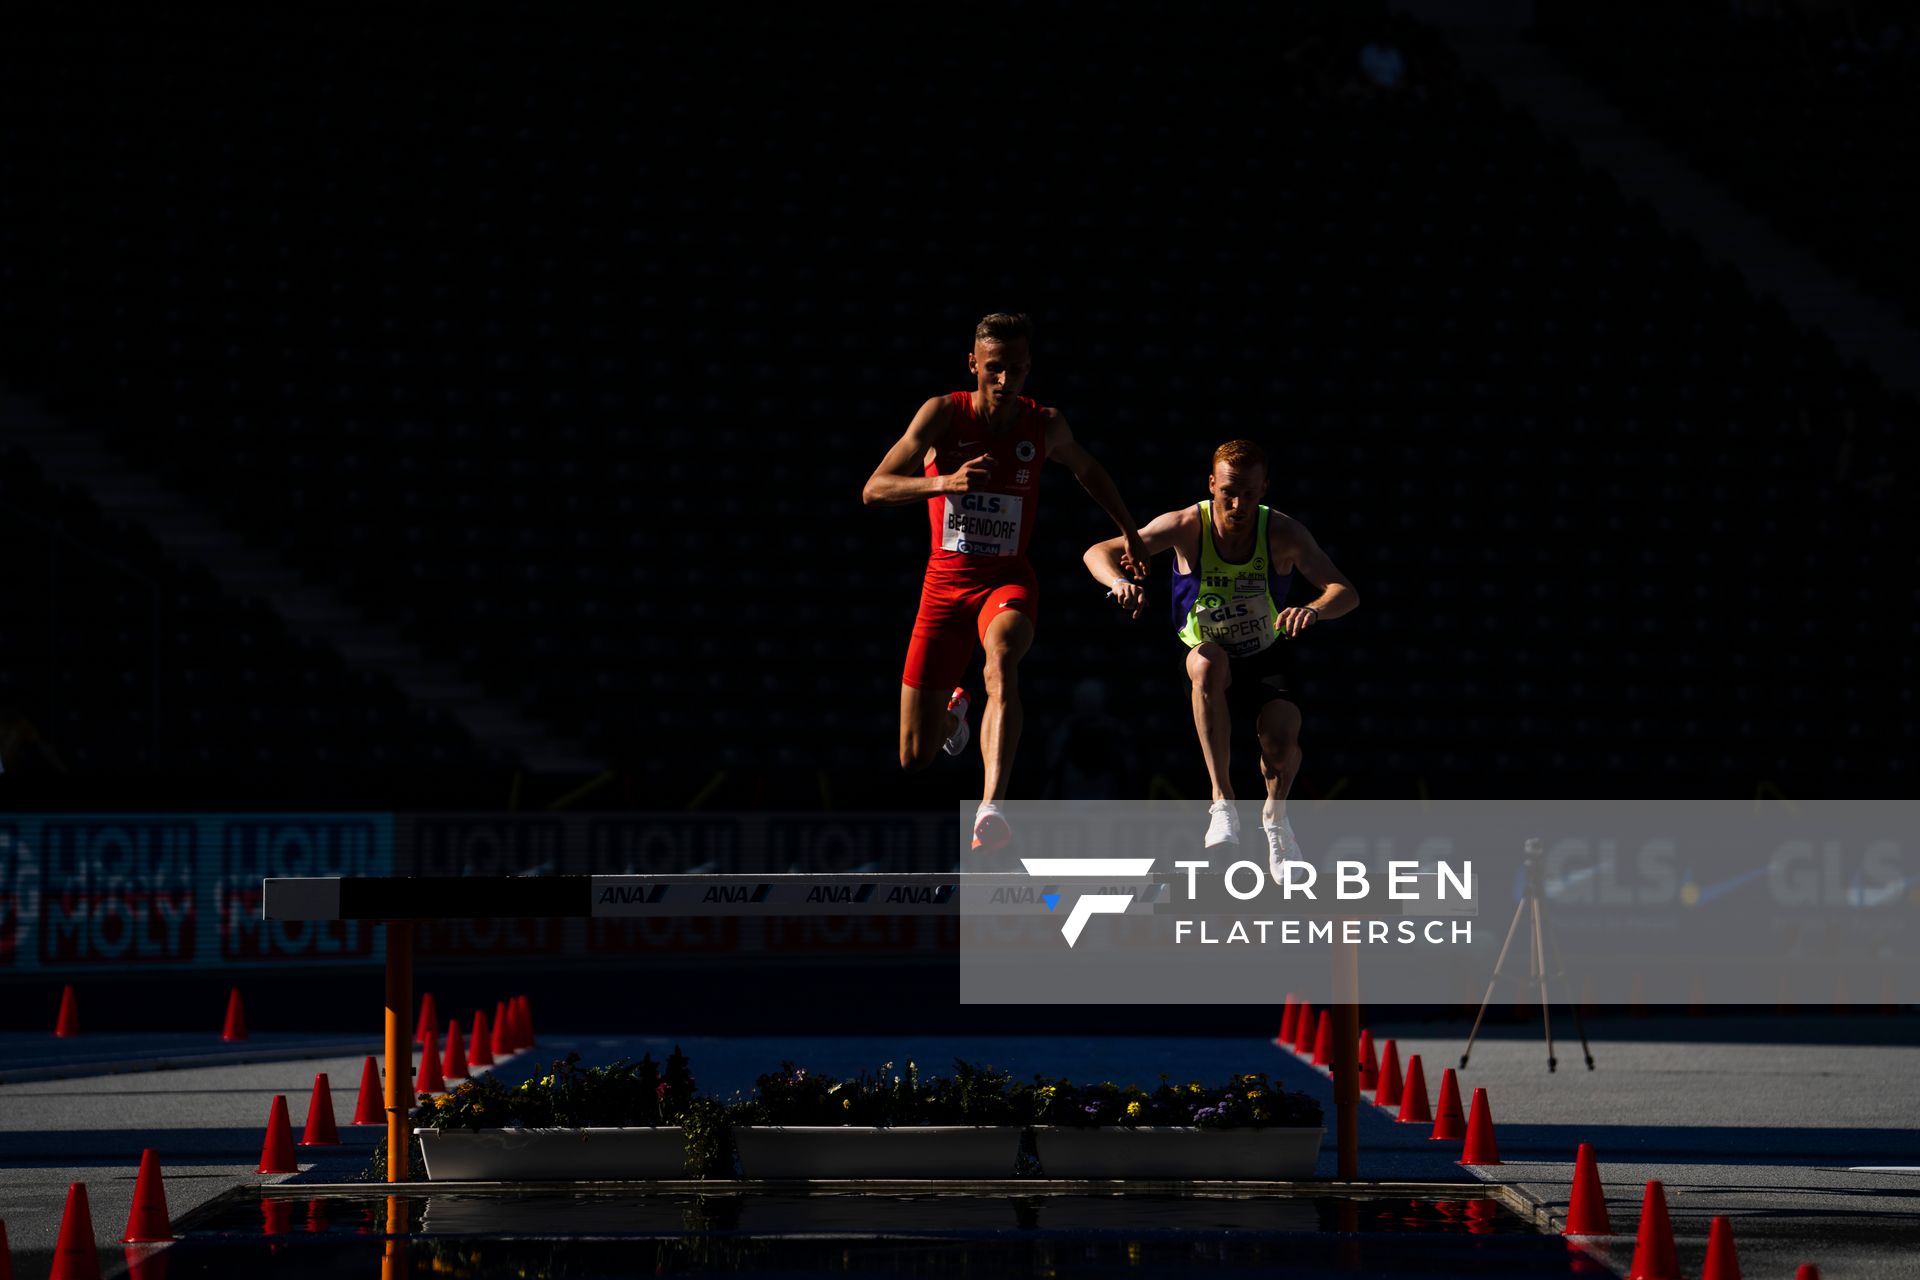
0,814,393,974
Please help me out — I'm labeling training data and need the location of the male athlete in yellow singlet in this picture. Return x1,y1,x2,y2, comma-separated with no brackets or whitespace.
1085,439,1358,875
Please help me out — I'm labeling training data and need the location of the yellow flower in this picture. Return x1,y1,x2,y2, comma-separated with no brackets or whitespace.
1126,1101,1143,1117
1187,1082,1203,1094
1037,1085,1057,1101
434,1094,450,1108
842,1097,852,1111
1247,1090,1264,1098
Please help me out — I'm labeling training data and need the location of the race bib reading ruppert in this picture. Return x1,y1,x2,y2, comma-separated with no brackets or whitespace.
941,492,1025,557
1195,593,1275,656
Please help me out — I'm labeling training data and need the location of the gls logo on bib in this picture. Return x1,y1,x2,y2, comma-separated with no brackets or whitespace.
943,492,1025,556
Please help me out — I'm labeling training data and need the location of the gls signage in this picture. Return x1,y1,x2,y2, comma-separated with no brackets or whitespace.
959,494,1005,513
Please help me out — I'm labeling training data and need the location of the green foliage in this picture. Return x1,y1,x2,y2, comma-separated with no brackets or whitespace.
1016,1072,1322,1129
679,1095,736,1179
731,1059,1017,1128
413,1049,698,1133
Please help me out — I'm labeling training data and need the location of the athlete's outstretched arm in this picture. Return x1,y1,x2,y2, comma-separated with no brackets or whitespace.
862,396,993,506
1084,507,1194,620
1268,515,1359,638
1044,409,1148,577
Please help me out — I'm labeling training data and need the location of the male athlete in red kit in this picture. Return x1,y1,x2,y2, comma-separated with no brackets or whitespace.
862,313,1145,849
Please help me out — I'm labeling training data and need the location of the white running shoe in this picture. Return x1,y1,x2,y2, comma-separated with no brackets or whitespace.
1204,799,1240,848
972,801,1012,851
942,687,971,757
1266,815,1302,883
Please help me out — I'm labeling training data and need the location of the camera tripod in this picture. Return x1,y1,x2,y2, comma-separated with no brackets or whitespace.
1459,838,1595,1073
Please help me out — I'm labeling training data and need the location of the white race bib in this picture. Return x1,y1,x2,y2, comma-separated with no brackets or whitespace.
941,492,1025,557
1195,593,1276,656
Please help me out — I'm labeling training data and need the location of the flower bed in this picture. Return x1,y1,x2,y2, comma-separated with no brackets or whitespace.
1023,1072,1324,1179
412,1048,726,1180
407,1053,1324,1182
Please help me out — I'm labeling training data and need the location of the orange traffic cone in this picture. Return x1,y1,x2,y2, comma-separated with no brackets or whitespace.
1291,1000,1315,1054
352,1056,383,1125
1628,1180,1679,1280
55,984,80,1038
1430,1068,1466,1140
300,1073,339,1147
504,996,525,1051
1374,1039,1404,1108
415,1027,445,1094
1460,1087,1500,1165
1277,995,1298,1045
261,1199,293,1235
1794,1267,1822,1280
220,989,247,1042
1357,1029,1378,1092
1396,1054,1432,1124
518,995,536,1047
1310,1009,1332,1067
468,1009,494,1067
490,1000,510,1056
442,1017,469,1080
414,992,438,1047
50,1182,100,1280
119,1150,173,1243
258,1095,297,1174
1701,1217,1742,1280
1565,1143,1613,1235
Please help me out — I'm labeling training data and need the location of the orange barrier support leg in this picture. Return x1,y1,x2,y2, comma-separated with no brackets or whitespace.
1332,939,1361,1181
384,922,413,1183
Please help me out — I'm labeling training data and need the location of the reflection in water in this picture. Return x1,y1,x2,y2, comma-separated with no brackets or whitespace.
382,1196,408,1280
155,1191,1593,1279
260,1198,293,1236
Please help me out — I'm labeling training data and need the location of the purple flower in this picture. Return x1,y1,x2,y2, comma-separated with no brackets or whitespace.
1083,1103,1101,1116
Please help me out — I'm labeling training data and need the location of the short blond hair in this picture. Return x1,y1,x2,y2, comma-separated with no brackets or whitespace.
1211,439,1266,474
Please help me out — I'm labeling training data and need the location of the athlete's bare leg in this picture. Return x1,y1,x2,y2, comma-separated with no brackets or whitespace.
1186,643,1234,801
978,609,1034,803
1256,699,1303,825
897,684,960,773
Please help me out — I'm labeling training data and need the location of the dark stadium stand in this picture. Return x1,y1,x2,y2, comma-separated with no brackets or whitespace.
1,443,502,798
0,5,1911,804
1542,0,1920,325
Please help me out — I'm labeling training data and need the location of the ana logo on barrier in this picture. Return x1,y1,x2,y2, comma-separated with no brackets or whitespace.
1019,858,1155,948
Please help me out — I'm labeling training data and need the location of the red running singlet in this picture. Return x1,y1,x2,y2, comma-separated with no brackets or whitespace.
924,392,1048,562
901,393,1049,691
